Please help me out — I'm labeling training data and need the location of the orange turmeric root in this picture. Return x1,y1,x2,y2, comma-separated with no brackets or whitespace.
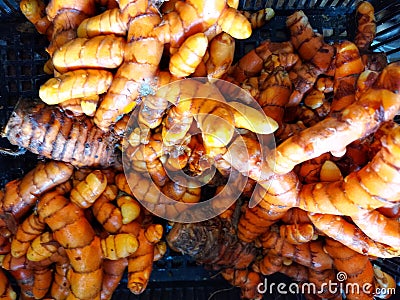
241,8,275,29
52,35,126,73
308,213,400,258
127,224,163,295
351,208,400,249
10,214,45,258
37,191,103,299
39,69,113,105
286,10,335,106
169,33,209,78
20,0,53,39
45,0,96,56
324,238,375,300
221,268,263,300
298,123,400,215
101,258,128,300
194,32,236,78
271,62,400,174
330,41,364,114
77,8,127,38
355,1,376,51
259,230,333,271
0,268,16,300
94,4,163,131
70,170,108,209
1,160,73,225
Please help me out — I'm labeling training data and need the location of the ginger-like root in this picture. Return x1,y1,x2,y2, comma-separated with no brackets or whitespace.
37,191,103,299
259,229,333,271
0,268,17,300
52,35,126,73
70,170,107,209
127,224,163,295
10,214,45,258
116,195,141,224
194,32,236,79
241,8,275,29
308,213,400,258
26,231,59,262
101,233,139,260
45,0,96,56
1,160,73,225
237,172,299,243
77,8,127,38
20,0,53,39
271,62,400,174
221,268,263,300
286,10,335,106
330,41,364,114
298,123,400,215
101,258,128,300
169,33,209,77
324,238,375,300
39,69,113,105
167,217,258,270
94,4,163,131
355,1,376,51
91,185,123,233
280,223,315,245
351,208,400,249
5,100,121,168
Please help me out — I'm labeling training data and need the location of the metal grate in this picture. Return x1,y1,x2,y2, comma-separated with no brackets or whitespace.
0,1,399,299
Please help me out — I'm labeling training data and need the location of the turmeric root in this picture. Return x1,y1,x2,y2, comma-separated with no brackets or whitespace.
52,35,126,73
330,41,364,114
271,62,400,174
127,225,162,295
77,8,127,38
37,191,103,299
324,238,375,300
298,123,400,215
94,5,163,131
5,100,121,168
0,268,16,300
351,208,400,249
259,229,333,271
1,160,73,225
167,216,258,270
91,185,123,234
221,268,263,300
241,8,275,29
39,69,113,105
286,10,335,106
308,213,400,258
194,32,235,79
237,172,299,243
169,33,209,78
152,0,251,53
20,0,53,39
10,214,45,258
101,258,128,300
26,231,59,262
280,223,315,245
45,0,96,56
70,170,107,209
355,1,376,51
101,233,139,260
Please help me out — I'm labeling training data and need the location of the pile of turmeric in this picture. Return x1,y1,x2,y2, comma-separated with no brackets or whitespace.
0,163,164,299
1,1,399,299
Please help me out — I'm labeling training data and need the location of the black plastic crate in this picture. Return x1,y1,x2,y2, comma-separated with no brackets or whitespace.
0,0,400,299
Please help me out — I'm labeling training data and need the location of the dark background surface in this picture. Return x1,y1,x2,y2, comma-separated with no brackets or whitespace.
0,0,399,299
